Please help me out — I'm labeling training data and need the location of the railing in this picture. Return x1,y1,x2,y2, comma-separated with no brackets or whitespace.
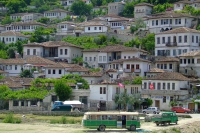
124,69,131,73
166,42,177,47
135,69,141,73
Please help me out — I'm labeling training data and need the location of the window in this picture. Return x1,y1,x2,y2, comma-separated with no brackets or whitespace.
100,87,102,94
53,69,55,74
156,20,158,25
192,35,194,43
136,64,139,69
170,19,172,24
169,64,172,69
126,64,130,69
65,49,67,55
85,57,87,61
27,49,30,55
196,36,198,43
89,57,92,61
103,87,106,94
164,64,167,69
197,59,200,63
173,49,176,56
170,96,174,102
60,49,63,55
152,20,154,26
59,69,62,74
175,19,181,24
161,64,163,69
180,59,182,64
94,27,97,30
33,49,36,55
184,35,187,43
94,57,96,61
162,37,165,44
188,59,190,64
163,83,165,89
157,64,160,68
178,49,182,55
103,56,106,62
157,83,161,90
48,69,51,74
157,37,160,44
144,82,147,89
178,36,182,43
167,83,170,90
99,56,102,61
99,27,101,30
163,96,166,103
172,83,175,90
15,65,17,70
168,36,171,43
88,27,90,30
116,87,120,94
192,59,194,64
184,59,186,64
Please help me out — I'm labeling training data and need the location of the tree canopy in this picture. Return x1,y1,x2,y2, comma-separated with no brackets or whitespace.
70,0,92,16
6,0,27,14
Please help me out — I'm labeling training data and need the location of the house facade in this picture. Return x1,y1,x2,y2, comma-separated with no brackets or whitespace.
179,50,200,77
108,2,125,15
83,45,148,69
60,0,74,7
155,27,200,57
83,22,108,33
145,11,196,34
141,72,190,110
174,0,200,11
145,68,165,78
5,22,46,32
56,21,75,35
134,2,154,19
23,41,83,63
10,13,43,22
89,83,141,110
0,31,29,44
44,9,73,20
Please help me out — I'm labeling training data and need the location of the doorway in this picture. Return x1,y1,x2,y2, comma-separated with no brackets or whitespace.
122,115,126,128
131,64,134,72
188,103,195,110
155,100,160,108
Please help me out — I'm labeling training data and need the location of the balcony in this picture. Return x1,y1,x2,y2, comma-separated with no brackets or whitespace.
141,89,188,96
135,69,141,73
166,42,177,47
124,69,131,73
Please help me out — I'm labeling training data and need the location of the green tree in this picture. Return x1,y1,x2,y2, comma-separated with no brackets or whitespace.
72,57,83,65
1,16,13,25
146,98,153,107
37,17,50,24
7,47,17,58
70,0,92,16
31,0,45,8
121,2,135,17
0,50,8,59
153,3,173,14
141,33,155,52
62,74,89,89
20,70,33,78
0,85,11,100
133,76,142,84
6,0,27,13
54,79,72,101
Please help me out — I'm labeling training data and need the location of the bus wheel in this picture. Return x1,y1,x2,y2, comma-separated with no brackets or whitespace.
130,125,136,131
97,128,100,131
99,125,105,131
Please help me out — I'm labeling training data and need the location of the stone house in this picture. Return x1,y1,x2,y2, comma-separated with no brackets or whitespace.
82,45,148,69
82,71,105,85
108,2,125,15
145,11,197,34
23,41,83,63
0,31,29,44
179,50,200,77
56,21,75,36
134,2,154,19
5,22,47,32
141,72,190,110
174,0,200,11
44,9,73,20
83,22,108,33
10,13,43,22
155,27,200,57
145,68,165,78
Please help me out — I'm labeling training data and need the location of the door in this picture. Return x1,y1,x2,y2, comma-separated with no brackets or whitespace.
188,103,195,110
122,115,126,128
131,65,134,72
155,100,160,109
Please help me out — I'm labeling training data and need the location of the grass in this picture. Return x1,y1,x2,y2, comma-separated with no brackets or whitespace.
0,114,82,124
2,113,21,124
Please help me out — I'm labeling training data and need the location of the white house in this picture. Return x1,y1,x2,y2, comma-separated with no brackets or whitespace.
179,50,200,77
89,83,141,110
10,13,43,22
60,0,90,8
154,57,179,72
108,17,129,33
23,41,83,63
66,65,89,75
155,27,200,57
109,57,151,77
82,45,148,69
134,2,154,19
145,68,165,78
145,11,197,34
83,22,108,33
174,0,200,11
141,72,190,110
44,9,73,20
56,21,75,35
82,72,105,85
5,22,47,32
0,31,29,44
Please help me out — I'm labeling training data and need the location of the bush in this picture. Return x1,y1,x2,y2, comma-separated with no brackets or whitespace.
2,113,21,124
60,116,67,124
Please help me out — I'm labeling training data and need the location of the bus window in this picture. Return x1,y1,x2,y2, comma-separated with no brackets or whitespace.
102,115,107,120
108,115,117,120
87,115,90,120
117,116,122,121
128,116,139,120
91,115,96,120
97,115,101,120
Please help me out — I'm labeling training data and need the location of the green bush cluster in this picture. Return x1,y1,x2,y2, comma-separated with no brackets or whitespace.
2,113,21,124
50,117,80,124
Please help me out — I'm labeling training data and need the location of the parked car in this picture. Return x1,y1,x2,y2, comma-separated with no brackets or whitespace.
171,106,191,113
142,107,160,114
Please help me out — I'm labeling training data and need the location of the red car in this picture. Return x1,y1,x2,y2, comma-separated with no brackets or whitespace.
171,106,191,113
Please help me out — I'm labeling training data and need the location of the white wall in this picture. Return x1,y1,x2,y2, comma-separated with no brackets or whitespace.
45,68,66,78
134,6,153,18
84,26,107,33
23,46,43,57
0,36,28,44
121,51,140,59
3,64,22,76
83,52,98,68
44,12,68,20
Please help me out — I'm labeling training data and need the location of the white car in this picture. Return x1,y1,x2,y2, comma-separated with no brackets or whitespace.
142,107,160,114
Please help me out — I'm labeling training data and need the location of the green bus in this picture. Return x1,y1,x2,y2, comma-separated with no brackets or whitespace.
82,111,141,131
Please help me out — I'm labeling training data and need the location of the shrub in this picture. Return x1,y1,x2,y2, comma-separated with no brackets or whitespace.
2,113,21,124
60,116,67,124
50,119,59,124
